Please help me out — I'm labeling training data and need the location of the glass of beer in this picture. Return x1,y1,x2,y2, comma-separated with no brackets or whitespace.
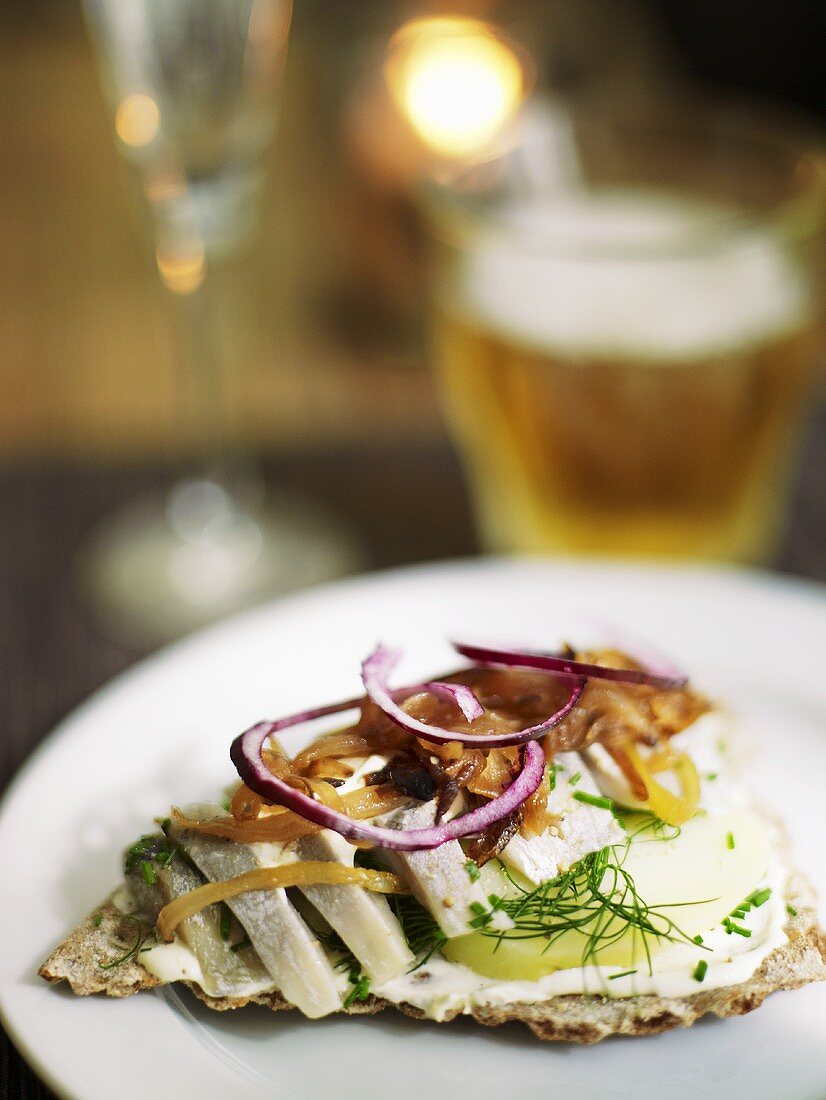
424,108,826,561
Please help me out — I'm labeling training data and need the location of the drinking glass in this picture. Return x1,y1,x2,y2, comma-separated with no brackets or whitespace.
80,0,360,641
424,105,826,562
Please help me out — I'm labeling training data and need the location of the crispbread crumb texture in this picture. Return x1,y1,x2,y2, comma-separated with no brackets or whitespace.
38,897,161,998
40,873,825,1043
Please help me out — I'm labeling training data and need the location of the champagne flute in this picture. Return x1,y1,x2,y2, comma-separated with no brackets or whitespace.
79,0,361,642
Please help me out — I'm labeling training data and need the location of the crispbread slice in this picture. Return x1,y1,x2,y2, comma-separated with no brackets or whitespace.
39,902,162,998
39,868,826,1043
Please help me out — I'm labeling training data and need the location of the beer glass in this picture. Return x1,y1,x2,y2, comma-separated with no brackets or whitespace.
425,108,826,562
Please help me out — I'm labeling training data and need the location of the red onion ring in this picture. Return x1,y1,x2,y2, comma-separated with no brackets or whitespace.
362,645,584,748
453,642,687,691
230,712,546,851
422,681,484,722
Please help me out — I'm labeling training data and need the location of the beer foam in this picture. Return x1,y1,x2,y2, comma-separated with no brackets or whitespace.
456,191,810,360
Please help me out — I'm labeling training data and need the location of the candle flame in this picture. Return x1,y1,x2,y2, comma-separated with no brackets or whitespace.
386,17,524,159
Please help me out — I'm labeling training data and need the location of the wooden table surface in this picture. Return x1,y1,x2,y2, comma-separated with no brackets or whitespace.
1,428,824,1097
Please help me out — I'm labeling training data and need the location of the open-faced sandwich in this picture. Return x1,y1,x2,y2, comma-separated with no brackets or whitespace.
40,641,826,1043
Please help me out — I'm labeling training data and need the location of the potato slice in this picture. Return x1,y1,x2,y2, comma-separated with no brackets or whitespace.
445,809,771,980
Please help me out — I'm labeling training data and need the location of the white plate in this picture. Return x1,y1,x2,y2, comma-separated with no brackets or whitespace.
2,558,825,1100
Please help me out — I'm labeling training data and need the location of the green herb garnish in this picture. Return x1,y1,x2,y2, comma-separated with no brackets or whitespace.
548,763,561,792
568,771,582,787
706,773,718,781
464,859,481,883
219,902,232,942
726,832,735,850
313,927,358,972
99,915,150,971
722,918,751,938
124,833,178,881
786,904,798,917
343,959,371,1007
692,934,703,945
469,900,494,929
572,791,615,812
608,969,637,981
749,888,772,908
92,912,103,928
693,959,708,982
488,825,701,976
386,894,447,970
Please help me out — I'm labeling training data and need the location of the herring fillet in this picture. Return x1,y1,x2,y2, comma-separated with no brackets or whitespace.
500,752,625,884
126,851,271,998
378,801,509,938
296,830,414,982
169,810,341,1018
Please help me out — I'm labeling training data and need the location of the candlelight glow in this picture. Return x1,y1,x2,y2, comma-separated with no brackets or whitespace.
386,17,524,158
156,244,205,295
115,93,161,148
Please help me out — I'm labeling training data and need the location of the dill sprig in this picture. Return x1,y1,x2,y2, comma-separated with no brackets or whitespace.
387,893,448,969
477,817,700,975
312,925,373,1005
314,926,358,971
353,848,448,970
613,808,682,843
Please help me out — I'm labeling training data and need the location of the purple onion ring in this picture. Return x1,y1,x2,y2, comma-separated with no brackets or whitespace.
453,641,687,690
230,709,546,851
362,645,584,749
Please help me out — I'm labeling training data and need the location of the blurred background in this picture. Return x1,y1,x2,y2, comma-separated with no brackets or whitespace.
3,0,825,589
2,2,826,1092
2,0,825,637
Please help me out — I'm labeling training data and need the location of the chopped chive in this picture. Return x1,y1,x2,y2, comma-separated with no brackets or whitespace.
230,935,251,953
749,888,772,908
487,893,503,910
693,959,708,982
572,791,615,812
468,900,493,929
726,832,735,850
469,912,493,929
219,903,232,942
692,934,703,945
568,771,582,787
608,969,637,981
786,904,798,917
343,974,371,1008
221,796,232,812
161,817,172,835
93,912,103,928
464,859,481,883
548,763,561,792
141,861,156,887
706,772,718,781
730,908,747,919
724,921,751,938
